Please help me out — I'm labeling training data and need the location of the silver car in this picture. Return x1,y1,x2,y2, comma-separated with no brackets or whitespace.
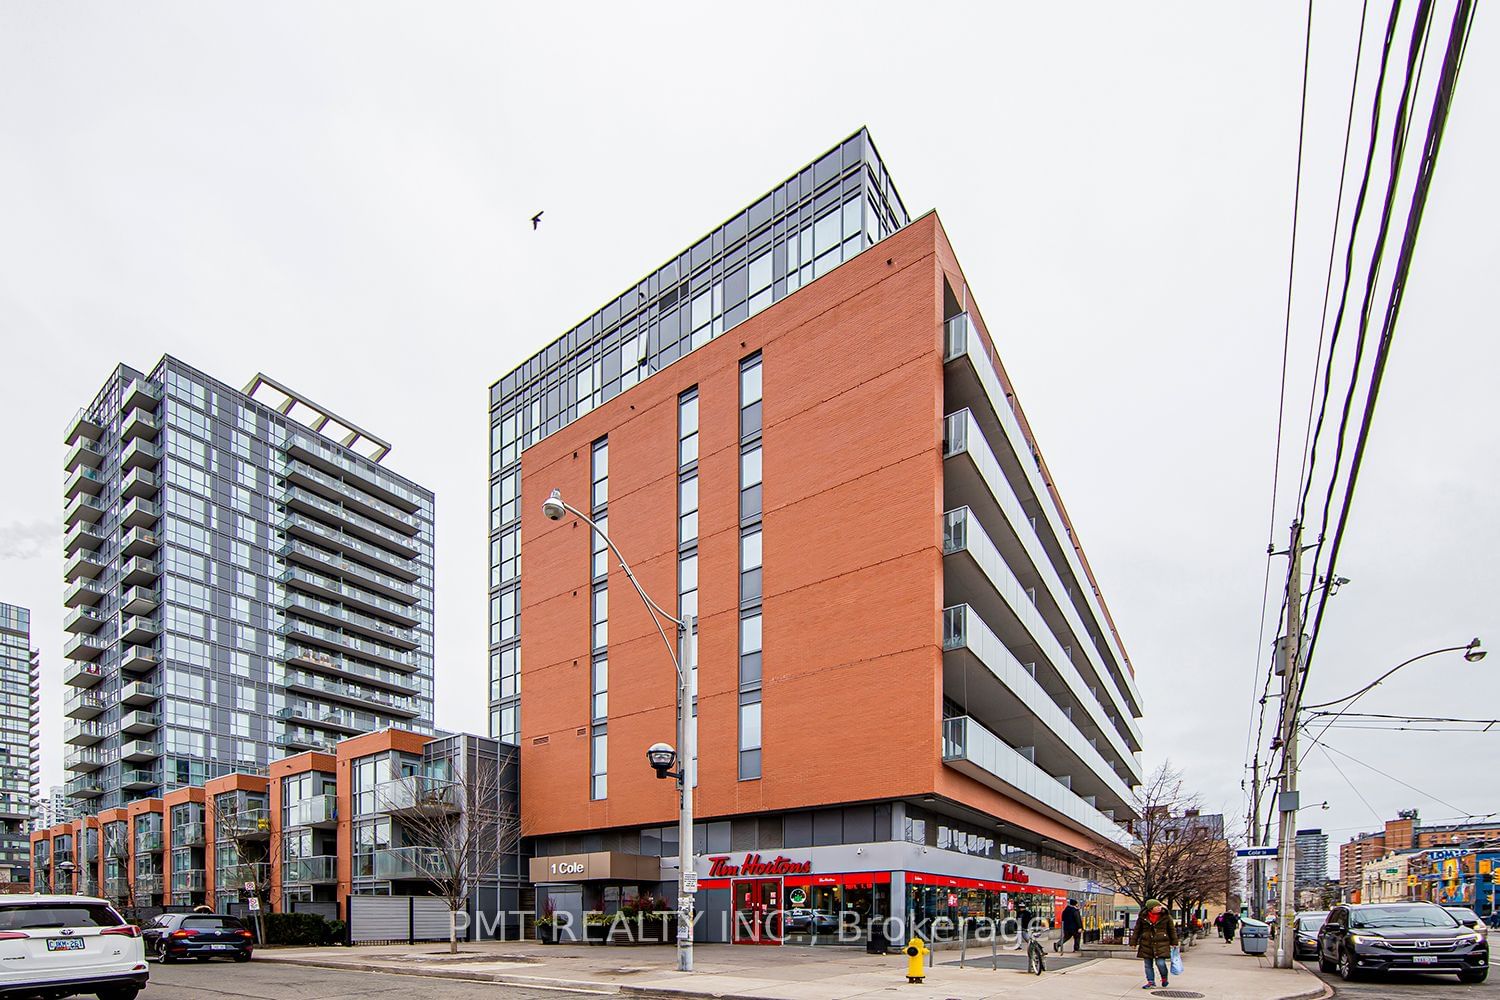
0,895,148,999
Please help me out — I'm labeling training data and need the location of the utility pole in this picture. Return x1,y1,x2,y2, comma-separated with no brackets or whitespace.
1249,754,1264,918
1274,522,1304,969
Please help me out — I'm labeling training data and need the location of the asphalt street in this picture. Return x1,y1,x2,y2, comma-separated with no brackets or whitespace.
1312,967,1498,997
139,960,625,998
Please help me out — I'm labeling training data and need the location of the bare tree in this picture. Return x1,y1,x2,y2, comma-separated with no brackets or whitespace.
1096,762,1238,928
377,757,520,954
204,794,280,919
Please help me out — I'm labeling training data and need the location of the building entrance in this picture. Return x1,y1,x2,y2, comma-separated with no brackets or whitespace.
732,878,783,944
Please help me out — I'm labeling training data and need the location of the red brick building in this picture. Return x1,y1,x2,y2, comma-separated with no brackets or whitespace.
498,132,1146,944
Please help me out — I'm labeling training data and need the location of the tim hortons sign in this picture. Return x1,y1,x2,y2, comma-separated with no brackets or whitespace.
707,853,813,878
1001,864,1030,885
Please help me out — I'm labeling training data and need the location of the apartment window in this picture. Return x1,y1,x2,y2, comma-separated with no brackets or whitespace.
738,353,764,780
590,514,609,580
678,390,699,468
591,439,609,510
590,437,608,799
678,476,698,545
590,725,607,800
590,586,608,651
591,656,608,720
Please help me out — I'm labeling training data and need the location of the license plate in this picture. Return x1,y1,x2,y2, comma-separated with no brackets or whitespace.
1413,955,1439,965
46,938,85,952
211,944,233,949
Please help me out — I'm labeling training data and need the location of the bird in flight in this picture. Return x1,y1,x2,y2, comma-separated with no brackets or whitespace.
531,211,544,230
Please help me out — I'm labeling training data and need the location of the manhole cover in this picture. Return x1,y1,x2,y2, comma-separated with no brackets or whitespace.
1152,992,1205,999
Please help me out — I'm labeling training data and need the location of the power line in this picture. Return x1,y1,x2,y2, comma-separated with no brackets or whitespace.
1320,740,1472,817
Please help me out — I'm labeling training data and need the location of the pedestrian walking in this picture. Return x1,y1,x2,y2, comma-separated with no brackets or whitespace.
1221,910,1239,943
1131,899,1178,989
1059,899,1083,952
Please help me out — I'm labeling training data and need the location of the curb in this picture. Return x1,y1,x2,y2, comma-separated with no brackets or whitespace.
254,955,627,993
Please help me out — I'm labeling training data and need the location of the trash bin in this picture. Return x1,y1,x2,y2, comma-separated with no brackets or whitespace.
867,924,888,954
1239,918,1270,955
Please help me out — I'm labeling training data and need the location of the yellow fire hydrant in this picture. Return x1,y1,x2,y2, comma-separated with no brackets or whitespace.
904,936,931,983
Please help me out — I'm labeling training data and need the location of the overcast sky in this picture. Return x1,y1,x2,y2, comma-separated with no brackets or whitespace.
2,2,1495,869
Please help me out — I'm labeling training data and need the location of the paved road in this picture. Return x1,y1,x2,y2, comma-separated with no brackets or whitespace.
1312,966,1498,997
142,959,623,998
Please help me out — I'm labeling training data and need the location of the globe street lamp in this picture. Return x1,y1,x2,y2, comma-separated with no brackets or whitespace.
543,488,698,972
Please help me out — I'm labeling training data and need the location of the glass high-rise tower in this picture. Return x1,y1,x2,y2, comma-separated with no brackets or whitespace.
485,128,909,744
63,356,434,810
0,603,35,882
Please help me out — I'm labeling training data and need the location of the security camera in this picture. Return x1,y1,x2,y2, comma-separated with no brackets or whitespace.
542,489,567,521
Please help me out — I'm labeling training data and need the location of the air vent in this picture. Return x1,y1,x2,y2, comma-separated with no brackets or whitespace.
531,736,549,747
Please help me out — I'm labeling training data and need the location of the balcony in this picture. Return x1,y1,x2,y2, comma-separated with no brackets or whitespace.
282,486,422,558
105,839,129,859
135,831,164,853
65,720,108,747
172,823,205,848
121,409,160,442
120,527,160,559
285,794,337,829
284,444,422,524
280,618,413,672
121,468,159,500
120,710,161,736
278,727,337,753
65,688,109,719
63,578,106,609
120,645,159,674
121,585,160,616
120,557,159,587
284,669,419,718
942,715,1130,847
280,565,421,627
63,632,107,662
120,680,161,707
118,614,161,645
63,522,106,558
943,508,1141,783
284,855,337,884
63,493,106,528
64,439,105,473
63,548,107,583
63,606,106,635
65,776,104,799
222,806,272,841
120,767,158,791
64,466,105,500
64,662,104,688
104,876,128,898
942,604,1136,817
281,591,419,650
84,840,100,862
172,869,206,892
120,740,160,763
121,497,160,529
65,409,104,446
133,874,164,895
120,439,162,471
121,378,162,414
278,539,420,604
64,747,107,772
285,512,420,582
375,776,460,817
217,862,269,890
943,408,1143,752
374,846,451,880
284,643,420,693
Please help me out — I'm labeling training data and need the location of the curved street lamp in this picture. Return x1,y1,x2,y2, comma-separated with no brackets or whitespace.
542,488,698,972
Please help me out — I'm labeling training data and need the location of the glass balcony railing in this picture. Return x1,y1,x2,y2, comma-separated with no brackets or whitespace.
121,409,160,441
63,493,107,526
284,855,337,883
172,822,205,847
65,688,109,719
63,633,106,661
172,869,206,891
283,456,421,531
120,680,162,706
279,619,412,670
284,669,418,716
374,846,450,880
282,486,421,555
221,805,272,838
285,793,337,828
278,726,338,753
285,512,419,581
121,377,162,412
281,590,419,648
942,714,1130,846
120,767,159,790
282,642,419,691
64,662,104,687
278,539,419,601
135,831,163,853
215,862,269,890
66,776,104,798
64,579,106,609
285,436,425,510
279,566,421,625
374,776,460,816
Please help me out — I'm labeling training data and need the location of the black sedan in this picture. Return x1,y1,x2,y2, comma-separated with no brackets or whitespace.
1317,902,1487,983
142,913,254,963
1292,910,1328,960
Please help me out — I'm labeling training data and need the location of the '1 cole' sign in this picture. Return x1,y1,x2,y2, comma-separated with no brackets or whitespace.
708,853,813,878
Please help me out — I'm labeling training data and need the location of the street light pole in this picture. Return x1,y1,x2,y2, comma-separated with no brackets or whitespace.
542,489,697,973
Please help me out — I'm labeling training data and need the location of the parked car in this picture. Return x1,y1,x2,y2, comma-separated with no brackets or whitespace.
783,908,840,934
142,912,254,963
0,894,147,999
1317,902,1488,984
1445,906,1487,937
1292,911,1328,960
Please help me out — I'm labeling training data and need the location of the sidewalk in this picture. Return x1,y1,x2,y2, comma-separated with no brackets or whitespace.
257,934,1329,1000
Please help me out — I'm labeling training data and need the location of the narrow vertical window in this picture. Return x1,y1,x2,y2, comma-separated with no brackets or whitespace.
738,354,764,780
589,436,608,799
677,388,699,786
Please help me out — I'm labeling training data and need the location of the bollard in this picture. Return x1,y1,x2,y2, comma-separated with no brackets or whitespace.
960,918,967,968
904,936,931,984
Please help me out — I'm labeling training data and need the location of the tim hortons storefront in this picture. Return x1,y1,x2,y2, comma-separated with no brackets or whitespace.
531,839,1096,945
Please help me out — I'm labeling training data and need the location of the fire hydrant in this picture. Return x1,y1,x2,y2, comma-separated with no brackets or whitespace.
904,936,930,983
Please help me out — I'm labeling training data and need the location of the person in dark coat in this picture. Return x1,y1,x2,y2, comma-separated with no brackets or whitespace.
1131,899,1178,989
1059,899,1083,951
1221,909,1240,943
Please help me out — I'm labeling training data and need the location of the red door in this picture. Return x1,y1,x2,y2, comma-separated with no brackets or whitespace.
732,878,783,944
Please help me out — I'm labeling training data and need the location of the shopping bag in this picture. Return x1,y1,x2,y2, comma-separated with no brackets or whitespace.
1169,945,1183,976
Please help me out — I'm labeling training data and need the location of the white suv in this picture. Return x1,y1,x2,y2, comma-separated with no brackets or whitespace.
0,895,148,999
